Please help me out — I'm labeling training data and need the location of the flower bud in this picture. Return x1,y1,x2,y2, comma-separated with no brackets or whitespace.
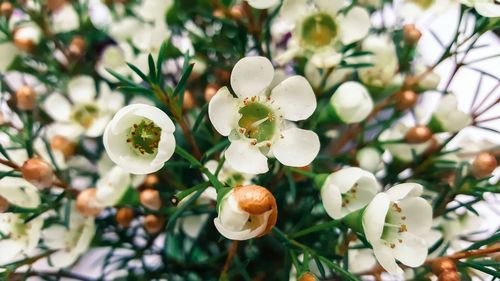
229,5,244,19
143,214,165,234
76,188,103,217
431,258,457,274
0,195,9,213
47,0,66,11
405,125,432,144
327,82,373,124
472,152,497,178
298,272,317,281
143,174,159,187
182,90,195,110
1,2,13,18
13,24,41,53
215,69,231,84
204,83,219,102
395,90,417,111
50,135,76,159
68,36,86,58
213,9,225,18
140,189,161,211
116,208,134,228
438,270,460,281
403,24,421,46
16,85,37,111
21,158,53,189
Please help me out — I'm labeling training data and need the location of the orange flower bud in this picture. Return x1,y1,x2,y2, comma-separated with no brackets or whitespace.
395,90,417,111
143,214,165,234
21,158,53,189
473,152,497,179
403,24,422,46
183,90,196,110
16,86,37,111
116,208,134,228
50,135,76,159
204,84,219,102
140,189,162,211
1,2,13,18
233,185,277,237
405,125,432,144
431,258,457,275
76,188,103,217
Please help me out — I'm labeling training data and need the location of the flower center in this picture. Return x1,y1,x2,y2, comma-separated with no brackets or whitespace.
341,183,358,208
301,13,338,49
411,0,434,9
381,202,409,248
126,119,162,156
225,173,245,187
71,104,99,129
238,101,276,143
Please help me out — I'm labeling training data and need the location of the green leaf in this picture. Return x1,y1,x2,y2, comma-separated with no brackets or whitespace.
192,103,209,131
126,63,151,84
148,54,157,83
117,86,154,96
105,68,136,86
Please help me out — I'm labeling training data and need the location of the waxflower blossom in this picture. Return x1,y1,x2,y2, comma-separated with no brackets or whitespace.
362,183,432,275
95,165,132,207
321,167,380,219
460,0,500,17
429,94,472,133
244,0,280,9
0,177,41,209
356,147,383,173
0,213,43,265
103,104,176,175
275,0,371,68
208,56,320,174
325,82,374,124
214,185,277,240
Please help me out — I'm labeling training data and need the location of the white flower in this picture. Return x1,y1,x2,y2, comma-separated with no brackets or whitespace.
42,206,95,268
356,147,384,173
0,43,19,72
348,248,377,274
0,177,40,209
50,3,79,33
214,185,277,240
95,166,132,207
13,22,42,47
103,104,176,175
134,0,174,22
43,77,124,139
460,0,500,17
205,159,255,187
414,64,440,90
327,82,374,124
362,183,432,275
304,60,353,90
379,123,432,162
208,56,320,174
177,187,217,238
0,213,43,265
397,0,451,22
430,94,472,133
275,0,370,68
88,0,112,29
244,0,280,9
321,167,380,219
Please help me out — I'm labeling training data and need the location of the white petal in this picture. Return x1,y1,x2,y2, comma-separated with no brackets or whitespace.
246,0,280,9
310,49,342,69
339,7,371,45
95,166,131,206
271,127,320,167
48,250,79,268
0,177,41,208
225,140,269,174
372,241,404,275
356,147,383,173
316,0,344,14
280,0,309,24
271,76,317,121
475,2,500,17
398,197,432,235
231,56,274,98
331,82,373,124
385,183,423,201
391,232,428,267
220,195,250,231
43,93,71,122
42,225,68,249
214,216,266,240
362,193,389,242
46,123,84,142
181,214,209,238
0,43,19,72
321,183,343,219
325,167,377,193
0,240,24,265
68,76,96,104
73,218,95,256
208,87,240,136
84,115,111,138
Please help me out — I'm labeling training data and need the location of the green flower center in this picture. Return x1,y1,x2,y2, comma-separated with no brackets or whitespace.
411,0,434,9
126,119,162,156
301,13,338,49
238,102,276,143
71,104,99,129
225,173,245,187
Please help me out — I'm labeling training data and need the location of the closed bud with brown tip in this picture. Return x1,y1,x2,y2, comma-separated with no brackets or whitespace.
140,189,162,211
438,270,460,281
16,85,37,111
68,36,86,58
116,208,134,228
50,135,76,159
473,152,497,178
143,174,159,187
403,24,422,46
298,272,317,281
21,158,53,189
229,5,244,19
396,90,417,111
182,90,195,110
76,188,103,217
431,258,457,275
144,214,165,234
405,125,432,144
1,2,13,18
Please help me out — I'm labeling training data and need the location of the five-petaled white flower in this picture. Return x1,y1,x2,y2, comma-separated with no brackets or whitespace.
362,183,432,275
275,0,371,68
321,167,380,219
429,94,472,133
208,56,320,174
103,104,176,175
0,213,43,265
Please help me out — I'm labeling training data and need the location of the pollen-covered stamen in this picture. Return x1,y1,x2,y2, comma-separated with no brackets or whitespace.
126,119,162,155
238,102,277,143
341,183,358,207
71,104,99,128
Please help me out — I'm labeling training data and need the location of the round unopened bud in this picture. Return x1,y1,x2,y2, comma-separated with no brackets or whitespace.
116,208,134,228
213,9,224,18
182,90,195,110
396,90,417,111
405,125,432,144
1,2,13,18
47,0,66,11
16,86,37,111
140,189,161,211
21,158,53,189
403,24,422,46
431,258,457,275
50,135,76,159
0,195,9,213
215,69,231,84
473,152,497,178
13,29,38,53
76,188,103,217
143,214,165,234
229,5,244,19
68,36,86,57
298,272,317,281
438,270,460,281
204,84,219,102
143,174,159,187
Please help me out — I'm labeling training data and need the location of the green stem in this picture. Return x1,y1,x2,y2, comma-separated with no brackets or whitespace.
289,220,341,239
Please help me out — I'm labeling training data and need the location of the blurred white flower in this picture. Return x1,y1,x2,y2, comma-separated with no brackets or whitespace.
208,56,319,174
430,94,472,133
379,123,432,162
205,159,255,187
362,183,432,275
50,3,79,33
42,206,95,268
0,213,43,265
276,0,371,68
103,104,176,175
460,0,500,17
348,248,378,274
95,165,132,207
244,0,280,9
328,81,374,124
0,43,19,72
321,167,380,219
356,147,384,173
43,77,124,139
414,64,440,90
177,187,217,238
0,177,40,209
214,185,277,240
